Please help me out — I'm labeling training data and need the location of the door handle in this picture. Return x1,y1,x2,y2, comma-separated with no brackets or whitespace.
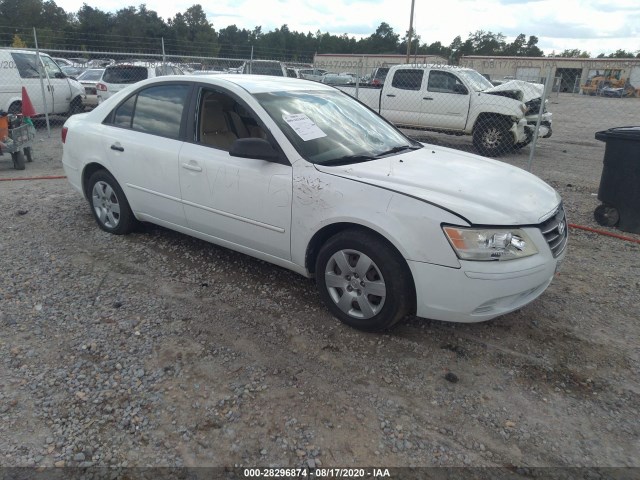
110,144,124,152
423,97,433,100
386,94,396,97
182,163,202,172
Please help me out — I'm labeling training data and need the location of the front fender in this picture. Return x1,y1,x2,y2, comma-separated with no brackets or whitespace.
290,162,464,269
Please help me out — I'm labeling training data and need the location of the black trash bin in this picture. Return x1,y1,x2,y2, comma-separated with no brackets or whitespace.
594,126,640,234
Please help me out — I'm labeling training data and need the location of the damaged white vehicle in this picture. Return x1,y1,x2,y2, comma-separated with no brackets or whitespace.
62,75,567,331
337,64,552,157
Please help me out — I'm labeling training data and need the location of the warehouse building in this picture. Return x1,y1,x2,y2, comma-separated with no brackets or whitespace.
460,55,640,94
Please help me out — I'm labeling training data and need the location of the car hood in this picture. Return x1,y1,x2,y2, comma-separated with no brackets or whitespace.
484,80,544,102
314,146,560,225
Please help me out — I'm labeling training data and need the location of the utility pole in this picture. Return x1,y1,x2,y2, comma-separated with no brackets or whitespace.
405,0,415,63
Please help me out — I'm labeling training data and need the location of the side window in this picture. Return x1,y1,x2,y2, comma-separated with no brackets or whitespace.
197,89,266,151
131,84,190,138
391,69,424,90
10,53,40,79
40,56,63,78
428,71,467,94
106,84,189,138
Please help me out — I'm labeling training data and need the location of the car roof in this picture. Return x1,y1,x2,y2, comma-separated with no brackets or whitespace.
144,74,335,94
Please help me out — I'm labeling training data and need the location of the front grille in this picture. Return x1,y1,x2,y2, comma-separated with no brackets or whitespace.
539,205,568,258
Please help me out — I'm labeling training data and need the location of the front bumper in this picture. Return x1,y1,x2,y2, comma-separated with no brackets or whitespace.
511,118,528,143
525,112,553,138
408,227,566,323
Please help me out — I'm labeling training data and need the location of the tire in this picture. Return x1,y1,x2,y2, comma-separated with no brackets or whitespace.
24,147,33,163
315,229,413,331
87,170,137,235
12,151,25,170
67,97,84,116
8,101,21,115
594,204,619,227
473,119,513,157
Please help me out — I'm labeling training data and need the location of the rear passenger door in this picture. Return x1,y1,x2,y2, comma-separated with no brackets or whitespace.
101,82,191,227
178,86,292,260
380,69,426,127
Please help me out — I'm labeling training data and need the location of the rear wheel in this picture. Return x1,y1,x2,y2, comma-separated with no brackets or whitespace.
87,170,137,235
473,119,513,157
24,147,33,163
11,151,25,170
315,229,413,331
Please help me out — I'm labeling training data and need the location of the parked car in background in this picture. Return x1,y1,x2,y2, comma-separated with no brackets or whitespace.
337,64,552,157
96,62,184,102
60,65,85,79
53,57,74,68
0,49,84,116
76,68,105,109
241,60,287,76
61,74,566,331
320,73,355,85
298,68,328,82
369,67,390,86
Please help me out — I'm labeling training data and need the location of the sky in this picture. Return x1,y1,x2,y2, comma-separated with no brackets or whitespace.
54,0,640,57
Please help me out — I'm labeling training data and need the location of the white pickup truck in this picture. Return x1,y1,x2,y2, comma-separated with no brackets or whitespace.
337,64,552,157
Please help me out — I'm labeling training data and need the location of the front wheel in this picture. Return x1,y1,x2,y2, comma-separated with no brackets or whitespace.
87,170,137,235
473,120,513,157
315,229,413,331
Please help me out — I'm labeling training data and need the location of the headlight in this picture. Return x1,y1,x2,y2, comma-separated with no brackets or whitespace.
443,226,538,261
520,103,528,114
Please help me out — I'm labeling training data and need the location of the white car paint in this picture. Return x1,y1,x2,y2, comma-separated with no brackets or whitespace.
62,74,567,326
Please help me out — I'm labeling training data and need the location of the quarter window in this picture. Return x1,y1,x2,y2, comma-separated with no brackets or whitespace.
391,70,424,90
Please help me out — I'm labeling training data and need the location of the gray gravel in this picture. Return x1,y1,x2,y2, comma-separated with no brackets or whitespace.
0,96,639,469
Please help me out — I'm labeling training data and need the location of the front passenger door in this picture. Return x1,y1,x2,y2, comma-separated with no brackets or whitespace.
423,70,470,130
179,87,292,260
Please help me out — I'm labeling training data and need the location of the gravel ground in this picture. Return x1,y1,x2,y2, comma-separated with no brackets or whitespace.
0,95,639,472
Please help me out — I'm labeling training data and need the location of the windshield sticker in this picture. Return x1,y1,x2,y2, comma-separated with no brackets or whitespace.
282,114,327,141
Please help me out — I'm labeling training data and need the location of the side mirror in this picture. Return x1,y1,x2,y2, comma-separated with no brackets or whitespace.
453,84,468,95
229,138,281,162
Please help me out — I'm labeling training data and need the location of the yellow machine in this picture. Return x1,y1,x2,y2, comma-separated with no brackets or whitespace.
581,69,636,97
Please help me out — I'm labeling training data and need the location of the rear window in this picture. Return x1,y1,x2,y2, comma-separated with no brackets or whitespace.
103,66,148,84
391,69,424,90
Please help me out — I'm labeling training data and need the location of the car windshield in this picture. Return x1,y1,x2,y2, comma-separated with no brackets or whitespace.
255,90,420,165
457,69,494,91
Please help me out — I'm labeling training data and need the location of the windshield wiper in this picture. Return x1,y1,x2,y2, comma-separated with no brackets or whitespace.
319,154,377,166
375,144,422,157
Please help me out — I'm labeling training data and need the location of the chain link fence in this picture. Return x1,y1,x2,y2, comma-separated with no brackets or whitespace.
2,26,639,170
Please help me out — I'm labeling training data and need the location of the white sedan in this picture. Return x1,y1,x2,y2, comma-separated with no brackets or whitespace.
61,75,567,331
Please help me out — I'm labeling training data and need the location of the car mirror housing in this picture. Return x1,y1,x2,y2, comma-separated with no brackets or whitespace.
229,138,281,162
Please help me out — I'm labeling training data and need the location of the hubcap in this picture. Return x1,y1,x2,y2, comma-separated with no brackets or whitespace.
324,249,386,319
483,127,503,148
92,181,121,228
